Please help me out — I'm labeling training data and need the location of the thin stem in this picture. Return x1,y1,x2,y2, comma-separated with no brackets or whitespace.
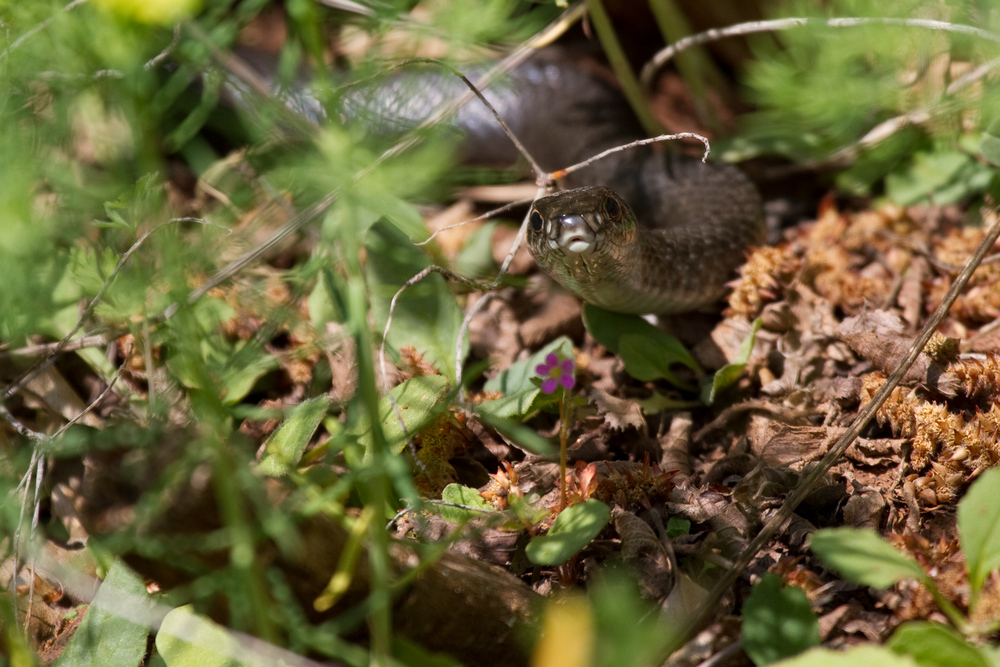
646,0,722,131
558,391,573,511
640,16,1000,92
550,132,709,180
584,0,664,137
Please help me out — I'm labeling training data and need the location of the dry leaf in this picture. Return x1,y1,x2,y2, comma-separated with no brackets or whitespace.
588,389,645,432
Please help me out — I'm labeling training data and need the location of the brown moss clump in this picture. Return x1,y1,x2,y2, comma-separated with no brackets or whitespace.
399,345,440,378
861,373,918,439
948,353,1000,402
928,213,1000,323
412,411,476,497
592,457,677,511
923,332,960,364
727,245,800,318
889,532,967,624
861,372,1000,503
801,207,898,314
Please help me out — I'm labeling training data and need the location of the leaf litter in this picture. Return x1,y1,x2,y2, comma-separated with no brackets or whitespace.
9,11,1000,667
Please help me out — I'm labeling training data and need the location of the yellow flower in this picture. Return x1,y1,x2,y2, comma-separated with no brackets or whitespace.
94,0,202,25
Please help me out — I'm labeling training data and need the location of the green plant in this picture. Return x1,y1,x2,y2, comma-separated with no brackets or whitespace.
800,467,1000,665
735,0,1000,204
742,573,820,665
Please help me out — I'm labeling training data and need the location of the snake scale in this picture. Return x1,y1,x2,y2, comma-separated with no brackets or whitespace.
339,49,766,314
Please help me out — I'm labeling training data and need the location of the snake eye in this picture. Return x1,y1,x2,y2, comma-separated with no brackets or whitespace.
603,196,621,219
529,210,544,232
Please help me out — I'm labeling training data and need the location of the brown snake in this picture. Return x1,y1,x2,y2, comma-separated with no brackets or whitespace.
337,49,767,313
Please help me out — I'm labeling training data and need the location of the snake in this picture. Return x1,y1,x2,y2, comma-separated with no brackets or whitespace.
257,48,766,314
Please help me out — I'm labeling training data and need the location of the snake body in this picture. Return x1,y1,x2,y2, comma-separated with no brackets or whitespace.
340,50,766,314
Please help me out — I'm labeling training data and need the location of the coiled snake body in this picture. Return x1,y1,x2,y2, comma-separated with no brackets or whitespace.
343,50,766,314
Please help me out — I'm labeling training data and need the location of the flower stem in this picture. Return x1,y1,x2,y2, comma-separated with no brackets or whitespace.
558,391,573,511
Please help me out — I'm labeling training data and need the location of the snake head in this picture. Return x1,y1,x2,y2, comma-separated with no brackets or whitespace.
525,185,639,305
526,185,635,260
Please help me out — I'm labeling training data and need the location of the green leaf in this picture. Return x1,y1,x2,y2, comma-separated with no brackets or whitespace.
618,334,692,387
741,573,819,665
981,119,1000,167
156,606,252,667
633,391,701,415
441,483,494,510
473,409,555,456
474,388,545,421
665,516,690,538
772,645,917,667
887,622,989,667
166,301,280,406
362,193,429,242
213,342,281,406
366,218,467,381
702,317,761,405
307,268,344,328
356,375,452,458
583,304,700,385
590,571,676,667
484,337,573,395
257,395,333,476
55,560,152,667
393,637,464,667
525,500,611,565
476,337,571,421
70,246,119,297
454,221,498,280
957,467,1000,598
435,483,496,522
809,527,927,589
885,150,972,206
978,644,1000,667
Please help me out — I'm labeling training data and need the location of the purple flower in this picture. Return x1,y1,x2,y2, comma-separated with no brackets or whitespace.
535,353,575,394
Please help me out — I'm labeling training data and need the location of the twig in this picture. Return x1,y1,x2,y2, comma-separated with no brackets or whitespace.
661,207,1000,659
145,24,182,69
9,335,133,632
640,16,1000,92
0,334,115,360
874,227,1000,275
550,132,710,180
49,342,131,441
456,293,496,398
0,401,43,440
10,447,43,633
377,246,539,393
413,198,535,247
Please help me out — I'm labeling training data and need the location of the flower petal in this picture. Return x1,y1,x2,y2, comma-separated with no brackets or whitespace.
535,363,549,376
545,353,559,366
541,377,558,394
560,359,575,373
560,375,575,390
